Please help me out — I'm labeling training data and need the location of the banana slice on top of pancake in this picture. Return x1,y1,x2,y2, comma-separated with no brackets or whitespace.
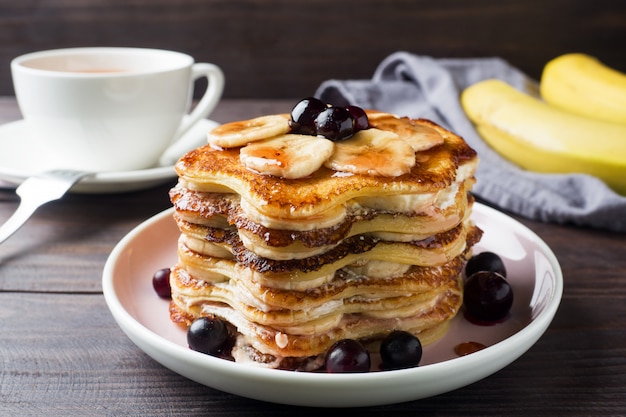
324,128,416,177
240,134,334,179
208,114,291,148
207,110,438,179
369,114,445,152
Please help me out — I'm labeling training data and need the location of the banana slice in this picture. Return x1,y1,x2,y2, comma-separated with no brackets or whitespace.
370,114,444,152
207,114,291,148
240,134,334,179
324,128,416,177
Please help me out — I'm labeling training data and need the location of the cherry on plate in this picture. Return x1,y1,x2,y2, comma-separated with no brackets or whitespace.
187,317,230,356
464,271,513,322
152,268,171,299
465,251,507,278
325,339,371,373
380,330,422,370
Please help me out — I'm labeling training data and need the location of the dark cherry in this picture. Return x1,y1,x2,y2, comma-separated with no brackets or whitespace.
187,317,229,356
315,106,354,141
346,105,370,131
463,271,513,322
380,330,422,370
152,268,171,299
465,251,507,278
324,339,371,373
289,97,327,135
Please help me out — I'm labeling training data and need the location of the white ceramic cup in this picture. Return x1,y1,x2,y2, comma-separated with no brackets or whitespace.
11,47,224,172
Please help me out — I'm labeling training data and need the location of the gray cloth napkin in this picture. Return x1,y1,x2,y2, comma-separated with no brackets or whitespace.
315,51,626,232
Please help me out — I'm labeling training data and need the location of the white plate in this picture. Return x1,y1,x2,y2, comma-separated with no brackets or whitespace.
0,118,218,193
102,203,563,407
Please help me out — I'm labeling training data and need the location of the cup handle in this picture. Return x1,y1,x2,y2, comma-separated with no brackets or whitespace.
159,63,224,166
178,63,224,136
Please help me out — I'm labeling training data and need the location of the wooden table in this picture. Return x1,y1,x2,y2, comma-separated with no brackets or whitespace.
1,97,624,416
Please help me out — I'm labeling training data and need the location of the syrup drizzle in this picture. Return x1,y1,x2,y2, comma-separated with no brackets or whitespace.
454,341,487,356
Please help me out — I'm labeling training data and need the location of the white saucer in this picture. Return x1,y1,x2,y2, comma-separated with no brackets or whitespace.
0,118,219,193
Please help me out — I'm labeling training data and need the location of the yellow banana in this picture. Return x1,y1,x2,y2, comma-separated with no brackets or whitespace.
540,53,626,124
461,79,626,195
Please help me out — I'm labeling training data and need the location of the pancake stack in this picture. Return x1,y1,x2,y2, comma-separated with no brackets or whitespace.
168,106,481,370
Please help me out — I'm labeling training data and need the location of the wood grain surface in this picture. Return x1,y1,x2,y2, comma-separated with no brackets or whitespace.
1,98,625,415
1,0,625,98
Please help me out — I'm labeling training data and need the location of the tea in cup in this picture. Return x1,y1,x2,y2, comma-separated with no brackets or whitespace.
11,47,224,172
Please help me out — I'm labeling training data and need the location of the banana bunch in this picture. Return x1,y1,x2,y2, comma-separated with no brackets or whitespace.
540,53,626,124
461,55,626,196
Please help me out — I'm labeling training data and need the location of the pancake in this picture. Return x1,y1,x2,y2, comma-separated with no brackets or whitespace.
175,118,476,221
168,104,481,370
173,215,480,289
170,180,475,260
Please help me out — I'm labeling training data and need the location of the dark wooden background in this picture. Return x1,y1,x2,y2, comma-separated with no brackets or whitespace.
1,0,625,99
2,2,626,413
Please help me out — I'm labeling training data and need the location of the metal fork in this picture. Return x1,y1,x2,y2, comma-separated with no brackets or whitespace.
0,169,92,244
